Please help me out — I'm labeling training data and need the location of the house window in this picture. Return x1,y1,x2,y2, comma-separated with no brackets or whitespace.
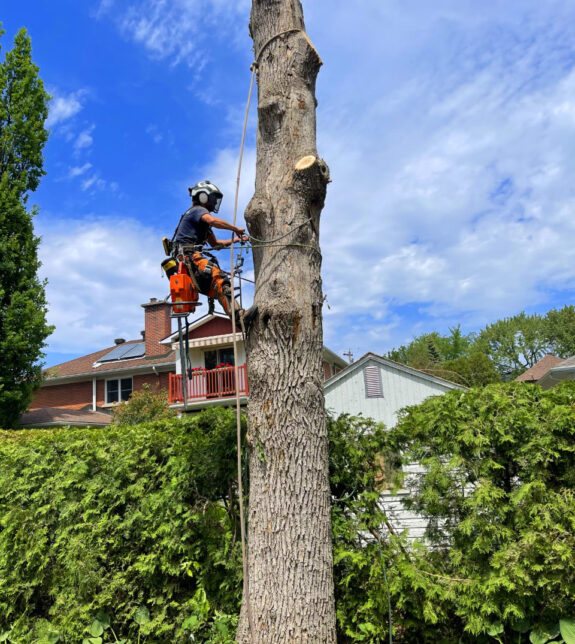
204,348,235,369
204,348,236,399
106,377,133,403
364,365,383,398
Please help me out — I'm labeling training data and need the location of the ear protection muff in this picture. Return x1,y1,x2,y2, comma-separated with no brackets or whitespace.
198,192,208,205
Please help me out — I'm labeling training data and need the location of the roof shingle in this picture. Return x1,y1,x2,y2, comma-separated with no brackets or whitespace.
20,407,112,427
515,354,564,382
44,339,174,380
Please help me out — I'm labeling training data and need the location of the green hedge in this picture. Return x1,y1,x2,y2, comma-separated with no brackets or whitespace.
0,409,244,643
5,385,574,643
0,409,399,643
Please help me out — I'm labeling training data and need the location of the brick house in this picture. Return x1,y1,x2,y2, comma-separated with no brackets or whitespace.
25,298,175,426
24,301,347,425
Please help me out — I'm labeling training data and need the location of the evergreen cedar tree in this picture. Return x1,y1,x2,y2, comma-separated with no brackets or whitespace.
2,388,575,642
0,28,53,428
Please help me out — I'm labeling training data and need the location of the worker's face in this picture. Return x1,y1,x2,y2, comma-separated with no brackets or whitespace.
212,196,222,213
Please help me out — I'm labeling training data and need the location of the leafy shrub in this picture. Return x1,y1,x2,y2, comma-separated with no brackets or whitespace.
329,414,463,643
3,384,575,642
0,408,243,643
111,384,176,425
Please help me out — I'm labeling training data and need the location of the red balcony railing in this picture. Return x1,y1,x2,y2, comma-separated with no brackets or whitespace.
169,364,248,404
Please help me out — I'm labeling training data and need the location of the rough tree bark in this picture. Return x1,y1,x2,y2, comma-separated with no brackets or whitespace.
237,1,336,642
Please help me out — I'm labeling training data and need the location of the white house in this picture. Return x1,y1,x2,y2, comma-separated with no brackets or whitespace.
325,352,465,540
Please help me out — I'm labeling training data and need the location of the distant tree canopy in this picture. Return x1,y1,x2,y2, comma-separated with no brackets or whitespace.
387,326,500,387
387,305,575,384
475,306,575,379
0,28,53,427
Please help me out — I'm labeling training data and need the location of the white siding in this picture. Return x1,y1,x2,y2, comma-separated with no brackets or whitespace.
325,357,461,542
325,358,453,429
380,492,427,541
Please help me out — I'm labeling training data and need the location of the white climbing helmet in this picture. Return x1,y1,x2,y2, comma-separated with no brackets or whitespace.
188,180,223,213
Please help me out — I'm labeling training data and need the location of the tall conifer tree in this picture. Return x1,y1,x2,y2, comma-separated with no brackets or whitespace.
0,28,53,427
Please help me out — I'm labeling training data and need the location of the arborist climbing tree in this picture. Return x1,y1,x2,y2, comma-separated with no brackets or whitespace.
236,0,337,641
162,180,252,323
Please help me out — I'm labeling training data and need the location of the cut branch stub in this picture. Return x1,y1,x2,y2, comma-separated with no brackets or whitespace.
295,155,330,182
294,154,316,170
293,155,331,213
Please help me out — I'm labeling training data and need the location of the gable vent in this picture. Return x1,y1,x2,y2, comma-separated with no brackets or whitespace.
364,365,383,398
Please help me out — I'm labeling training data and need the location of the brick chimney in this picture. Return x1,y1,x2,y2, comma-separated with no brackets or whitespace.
141,298,171,356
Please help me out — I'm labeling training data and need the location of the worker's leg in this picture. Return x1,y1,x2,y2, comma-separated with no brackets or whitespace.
209,265,240,319
190,253,240,320
189,253,214,297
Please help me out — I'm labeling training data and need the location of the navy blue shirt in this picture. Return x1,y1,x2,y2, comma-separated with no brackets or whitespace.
173,205,211,245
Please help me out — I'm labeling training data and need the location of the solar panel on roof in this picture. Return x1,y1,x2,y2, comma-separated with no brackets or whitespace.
121,343,146,360
99,345,131,362
99,342,145,363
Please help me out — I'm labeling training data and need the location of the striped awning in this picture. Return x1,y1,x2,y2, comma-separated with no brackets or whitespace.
182,332,243,348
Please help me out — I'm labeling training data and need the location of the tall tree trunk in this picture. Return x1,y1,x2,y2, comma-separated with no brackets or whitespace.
237,1,336,642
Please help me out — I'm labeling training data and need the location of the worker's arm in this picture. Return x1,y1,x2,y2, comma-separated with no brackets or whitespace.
202,213,248,246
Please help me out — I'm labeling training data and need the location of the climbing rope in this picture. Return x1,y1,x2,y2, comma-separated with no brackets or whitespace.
255,28,302,64
226,28,317,641
229,62,256,643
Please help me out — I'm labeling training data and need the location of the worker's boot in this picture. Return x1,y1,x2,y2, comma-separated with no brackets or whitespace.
239,305,258,334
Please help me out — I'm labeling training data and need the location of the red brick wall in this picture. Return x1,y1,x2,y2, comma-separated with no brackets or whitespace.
96,379,105,407
190,317,233,339
97,373,172,406
323,361,331,381
142,300,172,355
30,381,93,410
30,371,175,411
133,372,172,392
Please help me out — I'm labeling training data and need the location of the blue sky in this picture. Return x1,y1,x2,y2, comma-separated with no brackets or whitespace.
3,0,575,367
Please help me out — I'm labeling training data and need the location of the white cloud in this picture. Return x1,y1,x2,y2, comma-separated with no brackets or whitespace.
300,3,575,357
146,124,163,144
68,163,92,178
79,172,116,193
37,216,167,354
46,89,87,127
74,125,95,150
99,0,250,68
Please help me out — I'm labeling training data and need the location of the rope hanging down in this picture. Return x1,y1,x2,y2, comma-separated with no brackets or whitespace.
227,28,315,642
229,62,256,643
